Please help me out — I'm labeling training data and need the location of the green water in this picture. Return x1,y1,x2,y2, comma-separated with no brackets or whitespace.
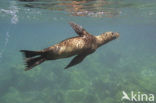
0,0,156,103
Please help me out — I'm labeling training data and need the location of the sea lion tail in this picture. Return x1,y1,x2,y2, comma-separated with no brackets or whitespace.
20,50,46,71
24,56,45,71
20,50,42,58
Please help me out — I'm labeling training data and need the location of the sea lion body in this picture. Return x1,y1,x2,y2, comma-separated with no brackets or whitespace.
44,34,97,60
20,22,119,71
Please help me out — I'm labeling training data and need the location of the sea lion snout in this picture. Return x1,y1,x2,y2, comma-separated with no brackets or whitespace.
112,32,120,38
103,32,120,39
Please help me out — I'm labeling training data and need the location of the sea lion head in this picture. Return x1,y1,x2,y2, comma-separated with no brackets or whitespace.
96,32,120,47
100,32,119,40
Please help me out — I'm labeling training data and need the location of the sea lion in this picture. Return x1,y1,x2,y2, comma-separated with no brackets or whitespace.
20,22,119,71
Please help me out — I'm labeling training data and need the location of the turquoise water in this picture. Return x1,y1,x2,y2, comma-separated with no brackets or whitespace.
0,0,156,103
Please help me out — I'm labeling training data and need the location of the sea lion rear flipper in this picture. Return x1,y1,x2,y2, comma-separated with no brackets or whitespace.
25,56,45,71
20,50,42,58
65,53,88,69
20,50,46,71
69,22,89,36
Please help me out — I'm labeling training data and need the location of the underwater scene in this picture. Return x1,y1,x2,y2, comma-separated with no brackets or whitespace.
0,0,156,103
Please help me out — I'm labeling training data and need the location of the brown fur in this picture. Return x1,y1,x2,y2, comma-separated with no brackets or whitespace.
43,34,97,60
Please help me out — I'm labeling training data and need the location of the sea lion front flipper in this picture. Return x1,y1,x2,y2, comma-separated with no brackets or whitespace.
69,22,89,36
65,53,88,69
